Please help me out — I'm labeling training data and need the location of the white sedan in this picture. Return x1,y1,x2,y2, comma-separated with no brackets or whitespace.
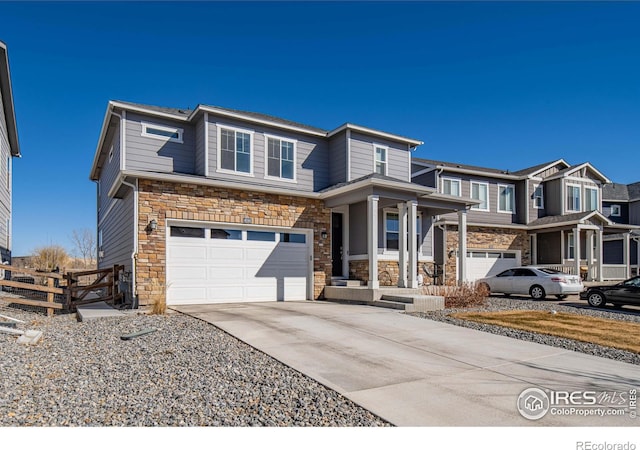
477,266,583,300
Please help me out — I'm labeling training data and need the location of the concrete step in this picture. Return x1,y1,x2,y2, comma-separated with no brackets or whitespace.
331,279,365,287
367,299,408,310
379,295,415,304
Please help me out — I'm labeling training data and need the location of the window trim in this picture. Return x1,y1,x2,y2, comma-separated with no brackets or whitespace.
264,133,297,182
141,122,184,143
566,183,582,213
585,186,599,211
470,181,490,211
567,232,575,260
373,144,388,176
497,183,516,214
610,204,621,217
441,176,461,197
216,124,255,177
533,184,544,209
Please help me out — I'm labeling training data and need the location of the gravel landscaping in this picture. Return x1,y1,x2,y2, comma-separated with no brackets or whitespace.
408,295,640,365
0,302,389,427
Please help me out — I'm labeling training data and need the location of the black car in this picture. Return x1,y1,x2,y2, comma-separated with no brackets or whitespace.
579,276,640,308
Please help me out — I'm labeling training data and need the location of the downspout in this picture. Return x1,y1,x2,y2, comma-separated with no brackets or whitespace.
121,178,138,299
435,168,443,192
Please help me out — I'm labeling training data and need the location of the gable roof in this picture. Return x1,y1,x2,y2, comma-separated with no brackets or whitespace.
543,162,611,184
0,41,20,157
528,210,611,229
510,159,569,177
412,158,520,179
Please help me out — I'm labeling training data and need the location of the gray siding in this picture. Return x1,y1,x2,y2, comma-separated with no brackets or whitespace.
412,171,436,189
98,188,134,273
536,164,565,179
328,131,347,186
207,114,330,192
194,116,205,176
0,83,10,252
349,201,367,255
516,180,527,223
125,112,196,175
545,179,563,216
349,132,410,182
98,127,121,223
437,172,519,225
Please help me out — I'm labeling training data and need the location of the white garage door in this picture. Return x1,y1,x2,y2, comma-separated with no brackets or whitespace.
464,250,521,281
166,225,311,305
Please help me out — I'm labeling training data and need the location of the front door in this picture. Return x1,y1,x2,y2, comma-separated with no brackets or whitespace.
332,212,344,277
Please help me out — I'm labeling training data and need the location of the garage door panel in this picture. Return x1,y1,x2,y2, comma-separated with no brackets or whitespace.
169,246,207,260
208,246,244,261
207,286,245,301
168,287,208,304
171,266,208,280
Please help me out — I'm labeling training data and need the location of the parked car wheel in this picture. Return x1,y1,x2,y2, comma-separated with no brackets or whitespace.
530,285,546,300
587,291,606,308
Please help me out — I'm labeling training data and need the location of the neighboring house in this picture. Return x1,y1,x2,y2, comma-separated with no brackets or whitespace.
0,41,20,264
602,182,640,277
412,158,635,283
90,101,474,305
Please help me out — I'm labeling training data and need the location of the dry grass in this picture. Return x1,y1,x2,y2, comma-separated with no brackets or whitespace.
451,310,640,354
149,280,167,315
423,282,489,308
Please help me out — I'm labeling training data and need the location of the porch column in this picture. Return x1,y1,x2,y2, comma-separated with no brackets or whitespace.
367,195,379,289
407,201,418,288
596,228,603,282
574,226,581,278
585,230,594,281
397,202,408,288
458,209,468,284
624,232,630,279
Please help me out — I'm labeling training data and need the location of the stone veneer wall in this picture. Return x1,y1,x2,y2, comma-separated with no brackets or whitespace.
348,260,434,286
444,225,530,283
136,179,332,304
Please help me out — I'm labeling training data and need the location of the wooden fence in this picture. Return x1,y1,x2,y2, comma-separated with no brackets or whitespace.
0,264,124,316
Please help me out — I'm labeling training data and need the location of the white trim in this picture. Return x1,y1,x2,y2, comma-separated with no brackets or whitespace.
264,133,297,182
533,183,544,209
348,254,434,262
141,122,184,144
327,123,423,146
204,112,209,176
567,231,575,260
346,129,351,181
120,110,126,172
6,154,10,192
566,182,582,213
584,186,599,211
497,183,516,214
216,123,255,176
610,204,622,217
411,167,434,178
367,195,380,288
373,143,388,176
383,209,400,252
470,180,489,211
440,176,461,197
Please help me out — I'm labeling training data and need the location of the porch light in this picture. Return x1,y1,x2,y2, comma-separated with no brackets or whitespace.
148,219,158,232
321,231,328,239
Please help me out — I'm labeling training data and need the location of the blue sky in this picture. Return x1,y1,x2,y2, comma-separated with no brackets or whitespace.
2,1,639,256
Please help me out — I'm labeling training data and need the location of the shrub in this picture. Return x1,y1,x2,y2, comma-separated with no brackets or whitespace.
423,282,488,308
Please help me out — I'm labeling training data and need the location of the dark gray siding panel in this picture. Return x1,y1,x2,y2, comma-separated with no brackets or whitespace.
98,127,121,223
349,132,410,182
630,201,640,225
98,189,134,273
603,240,623,265
194,116,205,176
537,232,561,264
349,201,367,255
328,132,346,186
0,86,11,218
434,226,445,265
545,179,563,216
207,114,330,192
412,171,436,189
602,201,629,224
125,112,195,175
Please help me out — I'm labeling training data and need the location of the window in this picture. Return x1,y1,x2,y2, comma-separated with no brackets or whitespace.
374,146,387,175
385,212,399,250
585,187,598,211
471,181,489,211
247,231,275,242
533,185,544,209
170,227,205,238
280,233,306,244
266,137,295,180
108,145,114,163
441,177,461,196
141,123,183,143
567,232,575,259
566,185,581,212
219,127,252,174
498,184,515,213
611,204,621,217
211,229,242,240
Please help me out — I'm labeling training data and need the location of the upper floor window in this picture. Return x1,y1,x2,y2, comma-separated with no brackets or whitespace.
585,187,598,211
566,184,581,212
471,181,489,211
141,122,183,143
611,204,621,217
441,177,461,196
219,127,252,174
533,185,544,209
266,136,295,180
498,184,515,213
374,146,387,175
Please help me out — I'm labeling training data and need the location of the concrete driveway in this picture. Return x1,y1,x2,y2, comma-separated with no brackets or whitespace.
172,301,639,426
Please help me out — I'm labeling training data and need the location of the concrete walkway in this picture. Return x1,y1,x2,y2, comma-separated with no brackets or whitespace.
173,301,639,426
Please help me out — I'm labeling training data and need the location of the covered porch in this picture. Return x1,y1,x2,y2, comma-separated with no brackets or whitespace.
319,174,476,292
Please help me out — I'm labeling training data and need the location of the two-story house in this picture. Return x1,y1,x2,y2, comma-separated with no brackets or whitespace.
411,158,631,284
90,101,475,306
0,41,20,264
602,182,640,277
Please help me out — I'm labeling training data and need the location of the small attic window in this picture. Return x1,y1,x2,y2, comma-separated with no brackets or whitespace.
142,122,183,143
